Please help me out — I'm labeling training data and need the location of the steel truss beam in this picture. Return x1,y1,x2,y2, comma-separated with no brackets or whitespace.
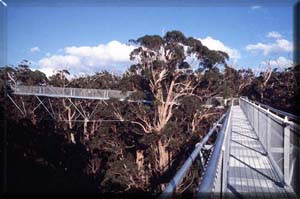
7,94,116,123
35,96,56,120
7,94,26,117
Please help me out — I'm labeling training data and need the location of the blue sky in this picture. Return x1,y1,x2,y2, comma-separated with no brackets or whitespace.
5,1,296,76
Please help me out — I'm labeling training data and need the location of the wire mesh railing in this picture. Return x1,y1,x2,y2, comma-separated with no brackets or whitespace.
11,85,134,100
240,97,300,196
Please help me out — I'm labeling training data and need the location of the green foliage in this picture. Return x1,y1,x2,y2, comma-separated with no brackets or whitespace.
136,35,164,51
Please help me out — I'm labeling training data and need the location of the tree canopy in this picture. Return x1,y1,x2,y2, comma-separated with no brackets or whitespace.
0,30,298,195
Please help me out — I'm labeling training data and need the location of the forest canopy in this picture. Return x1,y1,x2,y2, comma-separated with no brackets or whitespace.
0,30,298,194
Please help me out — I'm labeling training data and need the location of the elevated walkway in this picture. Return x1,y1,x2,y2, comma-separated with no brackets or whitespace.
11,85,134,100
227,105,296,198
160,97,299,199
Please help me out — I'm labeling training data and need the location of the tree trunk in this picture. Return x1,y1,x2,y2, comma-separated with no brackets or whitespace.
83,117,89,141
136,150,146,185
157,139,169,172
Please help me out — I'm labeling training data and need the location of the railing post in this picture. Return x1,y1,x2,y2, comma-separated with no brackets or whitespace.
257,104,260,139
220,149,225,193
283,116,290,185
266,109,271,154
252,103,254,127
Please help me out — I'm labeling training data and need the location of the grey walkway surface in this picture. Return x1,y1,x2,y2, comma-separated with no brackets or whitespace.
226,106,297,199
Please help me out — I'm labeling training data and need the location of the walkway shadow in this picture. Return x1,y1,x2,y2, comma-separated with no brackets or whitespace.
227,183,244,199
232,131,258,140
230,154,284,188
231,140,267,156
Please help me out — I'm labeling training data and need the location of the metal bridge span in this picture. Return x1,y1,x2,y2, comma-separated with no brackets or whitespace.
7,85,300,198
11,85,134,100
161,97,300,199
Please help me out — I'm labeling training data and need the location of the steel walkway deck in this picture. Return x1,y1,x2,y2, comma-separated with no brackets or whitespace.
226,106,296,199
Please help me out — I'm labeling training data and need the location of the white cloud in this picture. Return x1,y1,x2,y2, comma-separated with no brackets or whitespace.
246,33,292,55
261,56,293,68
266,31,282,39
251,6,261,10
30,46,40,53
37,40,135,76
36,37,241,76
199,36,241,63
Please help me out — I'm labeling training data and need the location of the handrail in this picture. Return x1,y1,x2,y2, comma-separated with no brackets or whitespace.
240,98,300,131
159,110,229,199
240,97,287,124
239,97,300,195
240,97,300,122
259,103,299,121
196,107,231,196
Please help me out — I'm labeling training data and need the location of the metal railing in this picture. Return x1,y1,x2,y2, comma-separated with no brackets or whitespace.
197,104,233,198
240,97,300,195
160,102,233,199
11,85,134,100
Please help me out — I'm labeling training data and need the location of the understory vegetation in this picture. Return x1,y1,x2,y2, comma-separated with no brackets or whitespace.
0,31,298,194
